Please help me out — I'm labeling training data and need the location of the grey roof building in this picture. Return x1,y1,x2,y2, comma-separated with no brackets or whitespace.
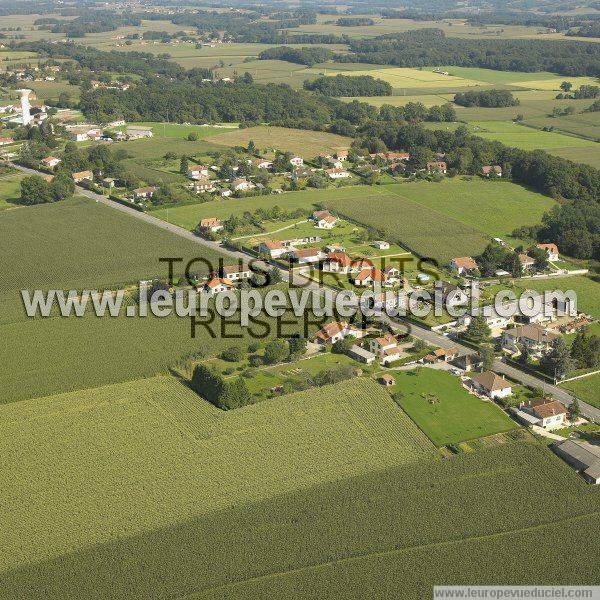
553,439,600,484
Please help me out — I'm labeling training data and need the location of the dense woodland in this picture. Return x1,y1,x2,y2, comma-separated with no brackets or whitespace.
454,90,520,108
340,29,600,77
257,46,334,66
304,74,393,97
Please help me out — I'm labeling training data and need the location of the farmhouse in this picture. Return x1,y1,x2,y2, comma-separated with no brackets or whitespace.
41,156,61,169
348,344,376,365
470,371,512,399
132,186,156,200
501,324,561,357
537,243,559,261
450,256,478,276
221,263,252,281
322,252,352,274
553,439,600,485
426,161,447,174
187,165,210,179
289,247,323,264
71,170,93,183
326,167,351,179
369,334,401,365
315,321,363,345
259,240,286,259
125,126,153,139
201,277,234,295
521,398,567,430
482,165,502,177
197,218,223,233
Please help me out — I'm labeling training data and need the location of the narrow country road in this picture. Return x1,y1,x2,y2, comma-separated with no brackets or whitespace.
10,163,599,422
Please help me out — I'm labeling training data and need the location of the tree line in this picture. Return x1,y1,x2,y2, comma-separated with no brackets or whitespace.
339,29,600,77
454,90,519,108
257,46,334,66
304,74,393,97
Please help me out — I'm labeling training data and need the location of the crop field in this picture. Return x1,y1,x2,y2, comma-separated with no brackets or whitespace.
0,376,433,573
0,196,225,300
525,111,600,143
2,440,598,599
0,172,24,211
561,372,600,408
208,125,352,157
392,369,518,446
551,147,600,169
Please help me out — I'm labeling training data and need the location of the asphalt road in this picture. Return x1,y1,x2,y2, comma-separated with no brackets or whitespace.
11,163,599,422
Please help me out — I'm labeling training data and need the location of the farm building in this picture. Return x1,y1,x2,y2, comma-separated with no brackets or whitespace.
553,440,600,485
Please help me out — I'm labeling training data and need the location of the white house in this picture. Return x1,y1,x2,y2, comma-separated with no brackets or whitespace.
187,165,210,180
372,240,390,250
72,170,93,183
501,324,560,357
482,165,502,177
0,137,14,146
315,321,363,344
322,252,352,274
259,240,286,259
450,256,478,276
537,243,559,262
326,167,351,179
201,277,234,295
315,214,337,229
249,158,272,169
221,263,252,281
197,218,223,233
470,371,512,399
193,178,216,193
125,126,153,139
232,178,255,192
41,156,61,169
289,247,323,264
519,253,535,271
289,156,304,167
132,186,156,200
521,399,567,430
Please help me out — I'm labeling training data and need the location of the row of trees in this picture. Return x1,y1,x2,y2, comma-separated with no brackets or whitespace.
304,74,393,97
454,90,519,108
257,46,334,66
19,174,74,206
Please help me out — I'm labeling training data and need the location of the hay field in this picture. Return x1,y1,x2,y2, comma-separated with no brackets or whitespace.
208,125,352,156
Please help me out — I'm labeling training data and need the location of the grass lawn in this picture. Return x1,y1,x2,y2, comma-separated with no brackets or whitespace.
393,368,518,446
561,372,600,408
208,125,352,157
116,137,224,161
0,173,24,210
116,122,237,139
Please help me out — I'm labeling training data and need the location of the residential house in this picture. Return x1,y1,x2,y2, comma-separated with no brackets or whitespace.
187,165,210,180
41,156,61,169
86,128,103,141
0,137,14,146
522,398,567,430
71,170,93,183
289,247,323,264
470,371,512,399
335,149,349,161
249,158,272,170
197,218,223,233
482,165,502,177
450,256,478,276
289,156,303,167
432,346,459,363
259,240,286,259
322,252,352,274
537,243,559,261
454,353,483,372
193,178,216,193
501,324,561,357
348,344,376,365
125,126,153,139
435,281,468,307
200,277,234,295
519,253,535,271
132,186,156,200
426,161,447,174
383,266,402,285
369,333,401,365
232,178,255,192
315,321,363,345
353,267,387,288
350,258,374,273
221,263,252,281
68,127,92,142
315,214,338,229
325,244,346,253
101,177,116,188
372,240,390,250
553,440,600,485
326,167,351,179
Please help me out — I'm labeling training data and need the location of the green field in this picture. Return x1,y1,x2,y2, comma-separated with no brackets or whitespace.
209,125,352,156
0,376,432,572
561,372,600,408
393,368,518,446
0,172,24,210
2,437,598,599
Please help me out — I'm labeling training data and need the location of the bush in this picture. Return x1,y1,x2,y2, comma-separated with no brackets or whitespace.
221,346,244,362
190,364,251,410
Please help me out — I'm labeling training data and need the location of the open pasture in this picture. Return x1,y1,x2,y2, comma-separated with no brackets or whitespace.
208,125,352,157
392,368,518,446
561,372,600,408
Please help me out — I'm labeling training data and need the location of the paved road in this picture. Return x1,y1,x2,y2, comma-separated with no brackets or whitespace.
11,163,599,422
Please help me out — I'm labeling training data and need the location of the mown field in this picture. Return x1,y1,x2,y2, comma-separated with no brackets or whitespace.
208,125,352,156
2,439,598,599
0,376,432,573
393,368,518,446
0,172,24,211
